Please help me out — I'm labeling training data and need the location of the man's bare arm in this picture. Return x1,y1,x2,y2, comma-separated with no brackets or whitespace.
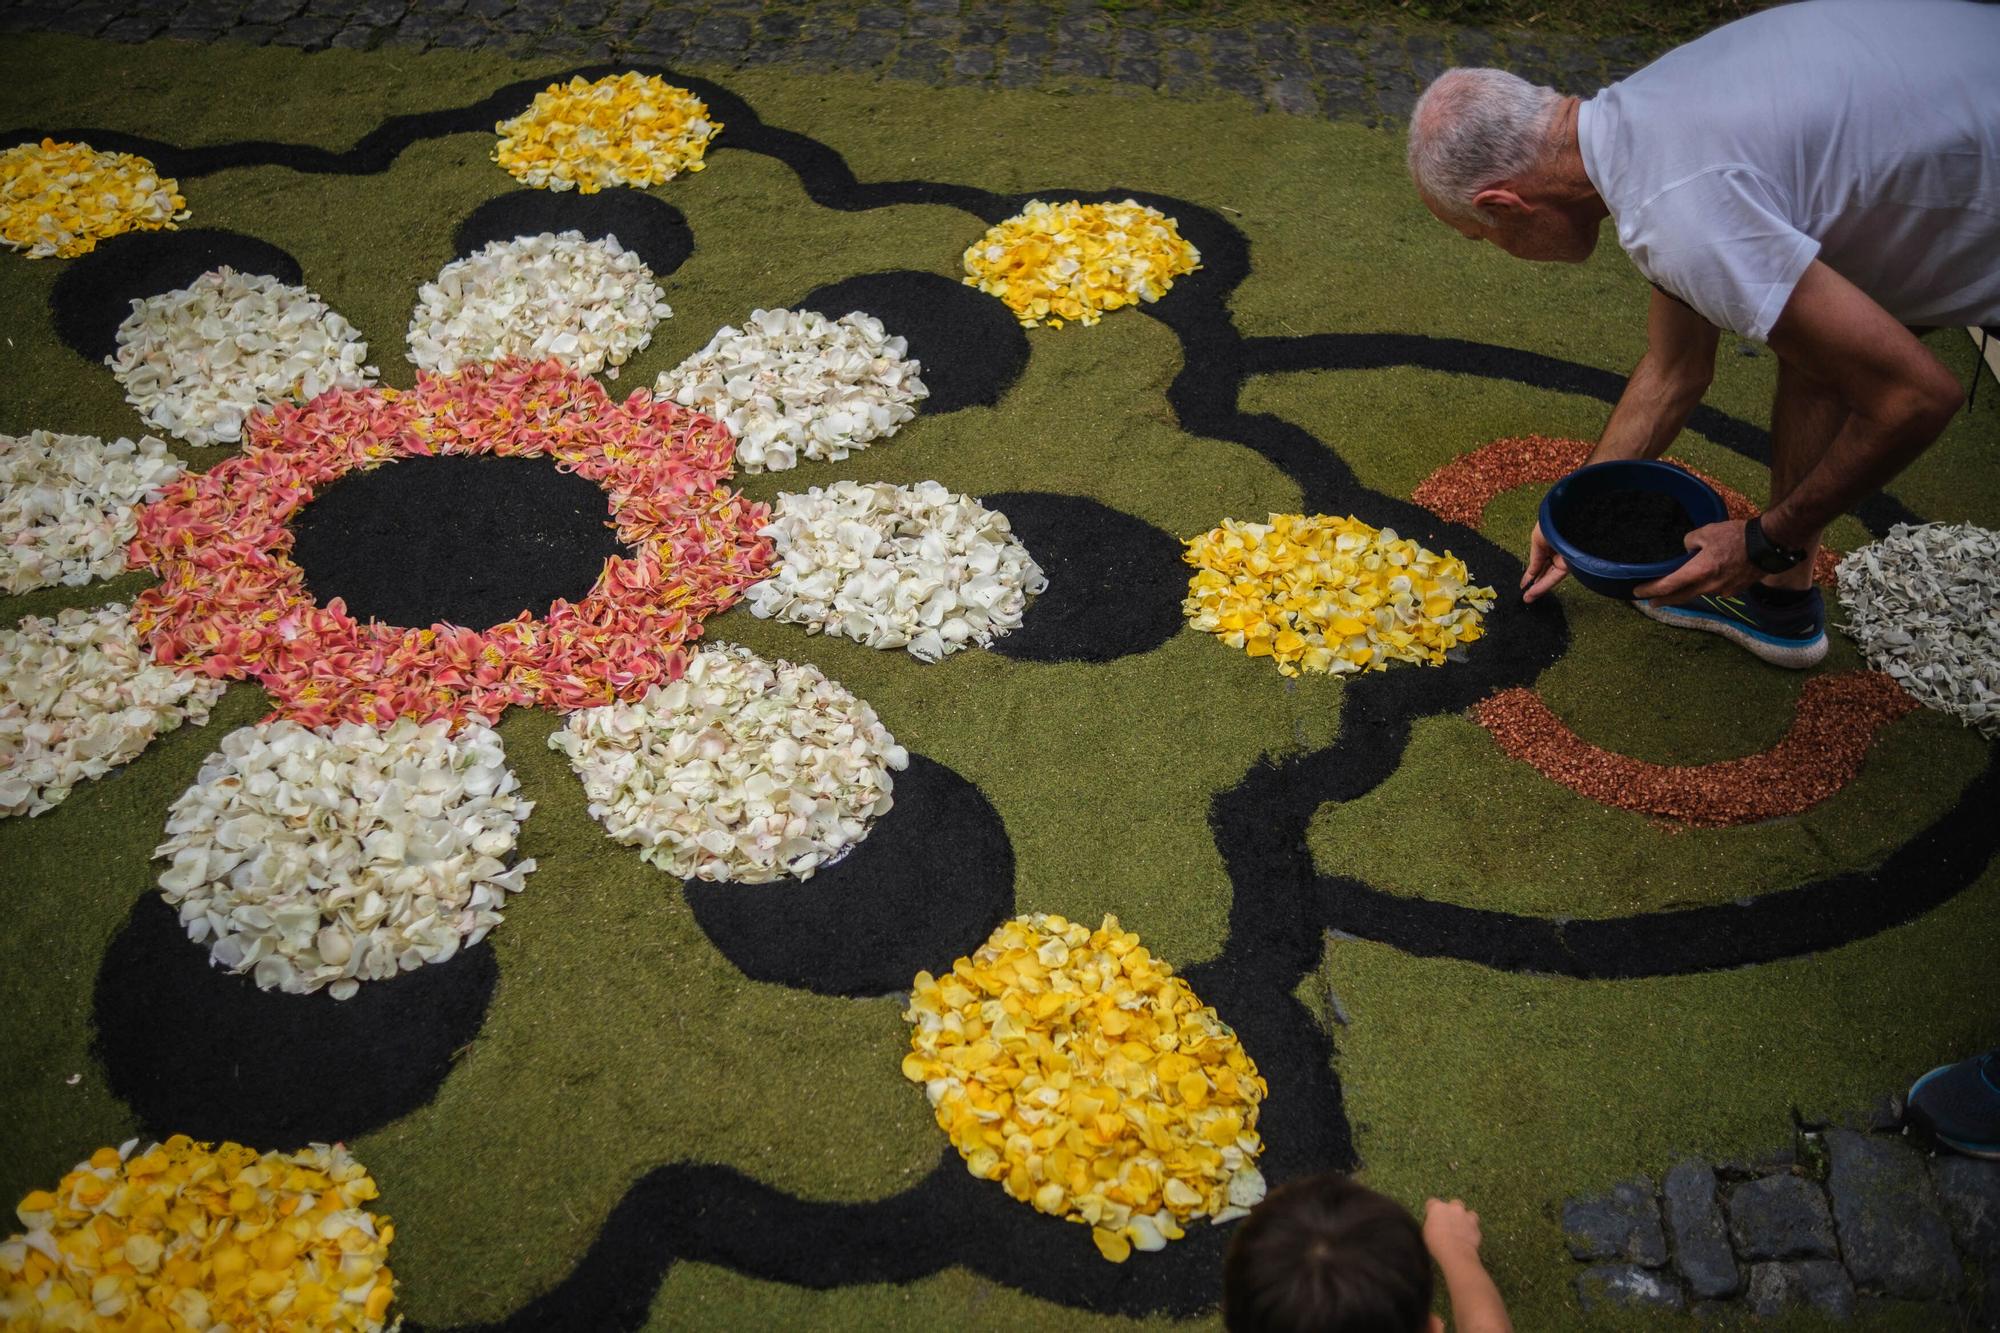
1521,289,1718,601
1592,287,1720,462
1636,262,1962,601
1758,263,1962,547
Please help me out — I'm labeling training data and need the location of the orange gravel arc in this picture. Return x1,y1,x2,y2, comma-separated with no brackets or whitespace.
1471,671,1919,827
1411,435,1842,587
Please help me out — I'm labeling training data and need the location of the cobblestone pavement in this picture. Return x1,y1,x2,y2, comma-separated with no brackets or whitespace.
1562,1096,2000,1325
0,0,1656,126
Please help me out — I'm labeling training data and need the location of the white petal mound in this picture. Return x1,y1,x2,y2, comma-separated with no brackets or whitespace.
0,430,185,594
408,230,672,378
154,717,537,999
653,307,928,472
106,267,377,447
0,604,225,819
549,643,909,883
1836,521,2000,737
747,480,1048,661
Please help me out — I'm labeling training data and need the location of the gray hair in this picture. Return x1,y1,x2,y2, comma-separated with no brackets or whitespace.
1407,68,1565,223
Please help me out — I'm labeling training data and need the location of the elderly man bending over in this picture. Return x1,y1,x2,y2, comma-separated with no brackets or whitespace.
1407,0,1999,671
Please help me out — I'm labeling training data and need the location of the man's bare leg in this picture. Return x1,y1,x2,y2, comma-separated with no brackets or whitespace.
1763,355,1849,591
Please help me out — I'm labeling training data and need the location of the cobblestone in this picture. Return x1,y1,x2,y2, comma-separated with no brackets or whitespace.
1825,1128,1964,1300
0,0,1673,124
1563,1115,1993,1325
1728,1173,1838,1262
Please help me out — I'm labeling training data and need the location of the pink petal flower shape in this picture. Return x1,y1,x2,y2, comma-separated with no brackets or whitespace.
129,359,774,729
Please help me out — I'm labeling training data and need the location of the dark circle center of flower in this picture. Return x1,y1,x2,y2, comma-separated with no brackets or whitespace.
290,455,626,630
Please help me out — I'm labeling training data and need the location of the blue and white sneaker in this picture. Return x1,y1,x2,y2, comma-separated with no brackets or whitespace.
1907,1050,2000,1160
1636,584,1829,669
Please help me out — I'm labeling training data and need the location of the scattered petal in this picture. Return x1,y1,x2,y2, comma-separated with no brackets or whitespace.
902,913,1269,1261
0,1136,396,1330
494,73,720,193
0,138,187,259
962,199,1200,329
155,717,535,997
0,430,185,594
107,267,377,448
1183,513,1494,677
126,359,772,729
0,604,225,819
408,231,672,379
655,308,928,473
1836,521,2000,736
550,643,907,883
748,480,1046,660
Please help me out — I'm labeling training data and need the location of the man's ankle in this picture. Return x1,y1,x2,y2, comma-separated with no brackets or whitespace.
1753,581,1813,606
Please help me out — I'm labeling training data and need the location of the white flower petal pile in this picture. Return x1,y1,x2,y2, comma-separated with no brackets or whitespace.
154,718,536,1000
0,430,185,594
550,643,908,883
1836,521,2000,737
653,307,928,472
0,604,225,819
106,267,377,447
747,480,1047,662
408,230,671,378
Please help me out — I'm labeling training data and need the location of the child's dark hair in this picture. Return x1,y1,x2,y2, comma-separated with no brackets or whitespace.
1222,1173,1433,1333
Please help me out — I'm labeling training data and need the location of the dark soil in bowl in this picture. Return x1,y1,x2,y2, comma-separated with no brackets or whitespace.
1563,488,1696,563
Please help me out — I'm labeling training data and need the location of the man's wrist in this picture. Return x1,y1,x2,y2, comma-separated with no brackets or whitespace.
1755,506,1815,553
1744,515,1808,572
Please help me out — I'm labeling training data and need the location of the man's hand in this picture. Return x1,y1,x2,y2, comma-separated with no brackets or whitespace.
1423,1197,1485,1263
1631,519,1756,601
1521,520,1569,602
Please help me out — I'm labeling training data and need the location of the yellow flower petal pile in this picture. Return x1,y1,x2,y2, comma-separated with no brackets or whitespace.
0,1137,397,1331
1184,513,1495,677
492,73,720,192
961,199,1200,328
902,913,1268,1264
0,139,187,259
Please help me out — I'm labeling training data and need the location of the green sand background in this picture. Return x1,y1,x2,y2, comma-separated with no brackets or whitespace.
2,33,1996,1329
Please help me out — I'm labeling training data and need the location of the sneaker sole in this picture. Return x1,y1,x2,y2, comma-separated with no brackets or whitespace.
1636,599,1828,669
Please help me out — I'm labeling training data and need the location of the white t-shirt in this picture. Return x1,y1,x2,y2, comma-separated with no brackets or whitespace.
1577,0,2000,342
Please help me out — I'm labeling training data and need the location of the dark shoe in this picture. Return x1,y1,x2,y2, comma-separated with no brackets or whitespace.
1907,1050,2000,1159
1636,584,1828,669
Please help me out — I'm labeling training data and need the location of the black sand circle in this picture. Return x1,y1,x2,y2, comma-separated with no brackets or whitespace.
49,227,306,363
800,270,1030,414
94,893,496,1146
983,492,1187,664
455,188,694,279
290,454,625,630
683,753,1015,996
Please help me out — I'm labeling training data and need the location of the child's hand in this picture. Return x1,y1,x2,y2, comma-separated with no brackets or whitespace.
1422,1197,1484,1262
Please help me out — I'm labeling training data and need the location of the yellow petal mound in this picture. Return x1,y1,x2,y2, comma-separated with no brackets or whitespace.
0,139,187,259
961,199,1200,328
0,1136,397,1330
1184,513,1495,677
902,913,1268,1263
493,72,721,192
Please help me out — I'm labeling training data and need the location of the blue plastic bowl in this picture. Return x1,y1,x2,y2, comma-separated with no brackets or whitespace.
1539,459,1729,600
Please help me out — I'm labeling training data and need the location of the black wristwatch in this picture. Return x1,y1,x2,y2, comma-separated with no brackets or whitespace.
1744,516,1807,573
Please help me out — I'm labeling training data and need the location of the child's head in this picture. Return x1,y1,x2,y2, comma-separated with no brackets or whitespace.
1222,1173,1437,1333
